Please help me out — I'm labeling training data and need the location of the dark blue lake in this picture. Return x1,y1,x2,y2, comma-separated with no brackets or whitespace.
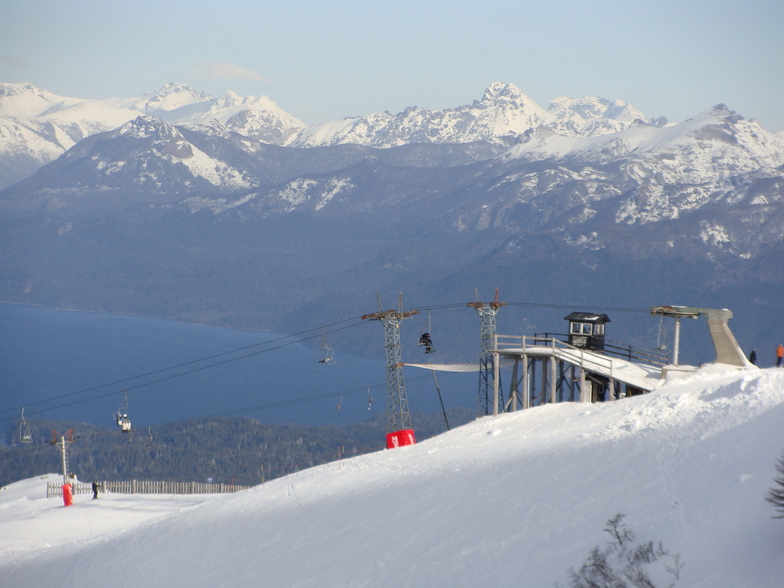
0,304,476,433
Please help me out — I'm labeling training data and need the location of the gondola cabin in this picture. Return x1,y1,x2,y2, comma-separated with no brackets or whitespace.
564,312,610,352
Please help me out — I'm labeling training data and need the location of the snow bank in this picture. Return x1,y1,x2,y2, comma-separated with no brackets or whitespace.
2,368,784,587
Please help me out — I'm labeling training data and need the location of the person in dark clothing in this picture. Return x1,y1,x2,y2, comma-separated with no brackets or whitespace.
749,349,757,365
777,344,784,368
92,480,99,500
419,332,434,353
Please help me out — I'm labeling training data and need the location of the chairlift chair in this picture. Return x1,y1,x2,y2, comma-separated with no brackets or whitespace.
318,328,336,365
113,392,132,432
417,310,436,354
19,407,33,443
655,317,668,351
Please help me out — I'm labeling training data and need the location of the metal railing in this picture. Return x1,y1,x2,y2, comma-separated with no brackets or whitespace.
493,334,615,377
46,480,250,498
531,332,670,366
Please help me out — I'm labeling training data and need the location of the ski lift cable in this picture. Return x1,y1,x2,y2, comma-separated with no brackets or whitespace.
0,315,368,419
504,301,649,314
73,371,445,440
1,298,650,424
0,319,369,423
6,353,445,437
4,319,366,422
405,301,648,314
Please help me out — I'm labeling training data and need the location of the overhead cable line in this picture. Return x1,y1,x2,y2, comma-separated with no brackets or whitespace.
2,298,649,423
14,372,446,444
0,318,369,423
505,301,649,314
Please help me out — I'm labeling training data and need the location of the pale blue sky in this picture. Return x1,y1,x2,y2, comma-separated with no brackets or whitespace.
2,0,783,131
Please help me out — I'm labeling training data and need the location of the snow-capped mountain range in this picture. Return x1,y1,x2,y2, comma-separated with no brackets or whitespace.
4,90,782,257
0,82,304,189
0,81,674,190
0,81,783,354
290,83,666,148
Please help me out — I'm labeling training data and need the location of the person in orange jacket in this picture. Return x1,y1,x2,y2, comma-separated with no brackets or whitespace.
777,344,784,367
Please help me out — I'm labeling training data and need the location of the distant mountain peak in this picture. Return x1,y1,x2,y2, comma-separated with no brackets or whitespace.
142,83,211,112
115,114,176,137
481,82,527,101
0,81,41,98
0,82,82,118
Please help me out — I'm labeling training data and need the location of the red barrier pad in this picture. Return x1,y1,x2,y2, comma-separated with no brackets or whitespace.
386,429,416,449
62,483,73,507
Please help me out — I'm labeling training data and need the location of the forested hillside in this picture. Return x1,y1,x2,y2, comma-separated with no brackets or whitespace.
0,409,474,487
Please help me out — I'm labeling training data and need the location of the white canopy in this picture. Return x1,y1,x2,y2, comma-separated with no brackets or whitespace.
403,363,481,372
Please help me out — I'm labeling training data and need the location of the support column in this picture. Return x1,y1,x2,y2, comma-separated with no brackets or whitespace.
570,365,576,402
673,316,681,366
493,352,500,416
509,359,519,412
549,356,557,404
580,368,589,403
522,354,529,409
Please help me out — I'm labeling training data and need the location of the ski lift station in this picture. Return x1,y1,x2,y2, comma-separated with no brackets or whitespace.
15,295,755,458
399,300,755,432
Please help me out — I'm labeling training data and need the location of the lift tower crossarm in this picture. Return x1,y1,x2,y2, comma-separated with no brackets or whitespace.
361,309,420,321
649,306,732,322
649,305,749,368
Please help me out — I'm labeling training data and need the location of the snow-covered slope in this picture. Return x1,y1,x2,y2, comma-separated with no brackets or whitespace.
3,368,783,587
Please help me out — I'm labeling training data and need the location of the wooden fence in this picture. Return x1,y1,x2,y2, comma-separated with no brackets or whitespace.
47,480,250,498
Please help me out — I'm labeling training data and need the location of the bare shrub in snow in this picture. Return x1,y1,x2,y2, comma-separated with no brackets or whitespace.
567,513,683,588
765,450,784,518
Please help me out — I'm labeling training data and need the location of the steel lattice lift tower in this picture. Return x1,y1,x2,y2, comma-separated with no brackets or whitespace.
362,293,419,448
468,289,506,416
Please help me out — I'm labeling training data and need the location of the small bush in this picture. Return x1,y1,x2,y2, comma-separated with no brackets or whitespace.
567,513,683,588
765,451,784,518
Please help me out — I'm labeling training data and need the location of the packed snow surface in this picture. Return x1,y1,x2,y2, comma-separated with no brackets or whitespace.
2,368,784,587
